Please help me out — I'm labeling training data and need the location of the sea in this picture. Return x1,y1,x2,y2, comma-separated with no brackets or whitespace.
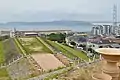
0,21,93,32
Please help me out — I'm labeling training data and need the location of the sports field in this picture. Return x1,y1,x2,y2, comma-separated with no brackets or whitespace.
32,54,65,71
18,37,51,54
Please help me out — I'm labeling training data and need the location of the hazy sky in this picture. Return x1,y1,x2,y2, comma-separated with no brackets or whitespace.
0,0,119,22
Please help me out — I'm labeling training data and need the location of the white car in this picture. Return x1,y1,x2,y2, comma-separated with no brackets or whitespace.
77,46,83,50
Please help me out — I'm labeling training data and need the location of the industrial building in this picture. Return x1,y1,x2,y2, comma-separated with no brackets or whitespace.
14,30,72,37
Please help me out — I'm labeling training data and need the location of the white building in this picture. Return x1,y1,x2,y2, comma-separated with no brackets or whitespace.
0,28,11,37
92,25,113,36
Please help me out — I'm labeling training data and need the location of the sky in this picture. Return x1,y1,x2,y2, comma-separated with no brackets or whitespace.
0,0,119,22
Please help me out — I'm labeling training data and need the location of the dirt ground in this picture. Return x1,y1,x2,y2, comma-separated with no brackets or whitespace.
19,38,34,42
29,46,43,51
31,54,65,71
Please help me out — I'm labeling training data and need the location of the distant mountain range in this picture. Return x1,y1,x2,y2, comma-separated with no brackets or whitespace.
0,21,92,26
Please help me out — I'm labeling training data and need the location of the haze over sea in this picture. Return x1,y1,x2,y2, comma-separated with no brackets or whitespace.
0,21,92,32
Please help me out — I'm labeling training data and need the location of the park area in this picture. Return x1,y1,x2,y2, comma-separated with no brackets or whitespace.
0,68,11,80
17,37,51,54
16,37,66,71
0,41,4,64
0,38,22,64
2,38,21,63
46,40,88,61
57,61,102,80
56,42,88,60
32,54,65,71
0,38,20,80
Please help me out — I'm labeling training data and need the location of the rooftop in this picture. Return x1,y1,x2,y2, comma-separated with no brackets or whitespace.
91,39,114,44
17,30,72,33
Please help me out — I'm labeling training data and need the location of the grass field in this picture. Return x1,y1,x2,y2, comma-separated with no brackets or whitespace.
56,43,88,61
7,57,41,80
14,38,26,55
0,41,4,64
2,38,21,63
47,40,75,59
18,37,51,54
47,40,88,61
0,41,11,80
0,68,11,80
0,40,12,80
36,37,54,53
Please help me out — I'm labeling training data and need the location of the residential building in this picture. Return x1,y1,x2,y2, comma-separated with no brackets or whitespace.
0,29,11,37
91,25,113,36
87,39,120,50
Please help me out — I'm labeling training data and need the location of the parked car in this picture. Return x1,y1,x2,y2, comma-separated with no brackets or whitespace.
77,46,83,50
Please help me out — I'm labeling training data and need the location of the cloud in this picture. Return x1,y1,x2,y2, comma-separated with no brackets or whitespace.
0,0,119,22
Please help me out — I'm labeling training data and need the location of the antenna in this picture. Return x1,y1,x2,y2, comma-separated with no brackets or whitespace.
113,5,117,26
113,4,118,35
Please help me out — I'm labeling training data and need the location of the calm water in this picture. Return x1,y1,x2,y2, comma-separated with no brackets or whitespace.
0,25,92,32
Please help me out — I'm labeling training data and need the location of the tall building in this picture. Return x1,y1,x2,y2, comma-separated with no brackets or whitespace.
103,25,112,35
91,27,96,35
92,25,100,36
91,5,119,36
99,25,103,35
91,25,113,36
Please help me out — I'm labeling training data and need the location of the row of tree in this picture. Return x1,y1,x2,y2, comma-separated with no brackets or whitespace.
47,33,66,43
0,35,10,41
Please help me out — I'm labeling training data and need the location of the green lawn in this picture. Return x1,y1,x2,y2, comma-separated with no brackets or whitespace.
36,37,53,53
18,37,51,54
47,40,77,59
56,42,88,61
0,68,10,78
0,41,4,63
47,40,88,61
0,42,11,79
2,38,22,63
14,38,26,55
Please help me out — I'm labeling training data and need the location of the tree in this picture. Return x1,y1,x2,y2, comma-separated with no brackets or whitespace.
70,41,76,46
0,35,10,41
88,48,93,53
99,46,103,48
47,33,66,43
